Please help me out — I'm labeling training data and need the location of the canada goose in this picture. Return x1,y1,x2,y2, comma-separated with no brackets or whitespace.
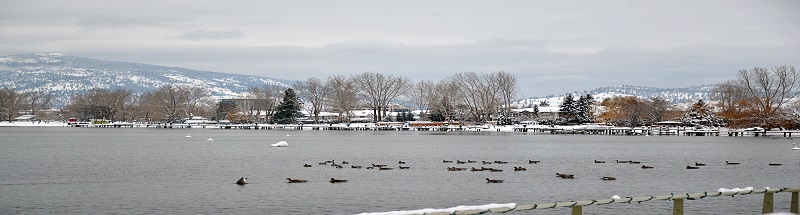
351,165,362,169
629,161,641,164
379,167,394,170
443,160,453,163
528,160,541,164
342,161,349,164
513,167,527,171
486,178,504,183
329,178,348,183
335,165,343,169
494,161,508,164
768,163,782,166
695,162,706,166
470,167,484,171
489,168,503,172
641,165,654,169
556,173,574,179
456,160,466,164
286,178,308,183
303,164,312,167
467,160,477,163
399,166,410,169
686,166,700,169
398,161,406,164
372,164,387,167
594,160,606,163
236,177,247,185
601,176,616,180
726,161,740,165
365,166,374,169
447,167,466,171
615,160,629,163
482,161,492,164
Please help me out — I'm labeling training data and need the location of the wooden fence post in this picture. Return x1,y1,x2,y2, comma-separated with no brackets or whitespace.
762,192,774,214
673,198,684,215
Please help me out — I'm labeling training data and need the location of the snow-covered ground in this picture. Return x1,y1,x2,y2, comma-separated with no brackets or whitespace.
0,121,68,127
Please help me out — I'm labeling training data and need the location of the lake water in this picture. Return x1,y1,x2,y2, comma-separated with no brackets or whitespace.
1,127,798,214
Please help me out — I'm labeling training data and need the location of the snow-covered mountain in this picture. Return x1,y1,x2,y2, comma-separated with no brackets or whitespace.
517,85,714,108
0,53,292,107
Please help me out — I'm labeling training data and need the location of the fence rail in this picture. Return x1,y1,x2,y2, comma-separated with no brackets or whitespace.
380,187,799,215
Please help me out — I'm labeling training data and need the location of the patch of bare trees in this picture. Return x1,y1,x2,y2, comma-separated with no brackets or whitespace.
712,66,800,129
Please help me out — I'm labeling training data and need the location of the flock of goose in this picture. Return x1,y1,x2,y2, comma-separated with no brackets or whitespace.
230,143,799,185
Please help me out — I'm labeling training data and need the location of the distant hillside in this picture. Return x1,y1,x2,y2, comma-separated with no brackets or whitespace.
0,53,292,107
516,85,714,108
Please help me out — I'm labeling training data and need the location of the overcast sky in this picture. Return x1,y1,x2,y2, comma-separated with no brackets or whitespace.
1,0,798,97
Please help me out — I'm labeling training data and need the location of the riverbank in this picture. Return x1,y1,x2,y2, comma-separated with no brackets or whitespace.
3,121,798,137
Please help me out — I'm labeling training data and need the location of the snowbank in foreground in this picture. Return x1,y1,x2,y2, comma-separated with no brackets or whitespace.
357,203,517,215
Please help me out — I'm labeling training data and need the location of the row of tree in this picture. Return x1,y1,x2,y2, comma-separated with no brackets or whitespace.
2,66,797,129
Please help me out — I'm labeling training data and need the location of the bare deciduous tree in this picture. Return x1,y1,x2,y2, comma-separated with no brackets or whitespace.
294,77,329,123
327,75,358,122
737,66,800,129
495,71,519,124
352,72,410,122
450,72,500,122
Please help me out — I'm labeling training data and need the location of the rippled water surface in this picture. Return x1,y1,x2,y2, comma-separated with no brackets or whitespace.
1,127,798,214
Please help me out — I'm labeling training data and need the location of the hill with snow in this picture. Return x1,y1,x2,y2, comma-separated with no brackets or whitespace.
516,85,713,109
0,53,291,107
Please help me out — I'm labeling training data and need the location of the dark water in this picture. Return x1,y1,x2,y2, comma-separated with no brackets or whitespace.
1,127,798,214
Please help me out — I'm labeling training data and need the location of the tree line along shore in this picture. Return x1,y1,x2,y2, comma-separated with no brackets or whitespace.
1,66,798,130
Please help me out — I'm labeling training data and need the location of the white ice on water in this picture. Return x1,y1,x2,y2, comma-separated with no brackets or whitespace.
271,141,288,147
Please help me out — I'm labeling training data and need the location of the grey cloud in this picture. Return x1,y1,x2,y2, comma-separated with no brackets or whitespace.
175,30,245,40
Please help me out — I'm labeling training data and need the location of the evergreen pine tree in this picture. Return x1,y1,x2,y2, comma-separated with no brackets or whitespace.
272,88,302,124
559,93,576,123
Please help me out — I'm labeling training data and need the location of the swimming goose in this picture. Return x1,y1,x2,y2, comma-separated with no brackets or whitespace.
443,160,453,163
303,164,312,167
768,163,782,166
528,160,541,164
379,167,394,170
686,166,700,169
286,178,308,183
695,162,706,166
726,161,740,165
513,167,527,171
351,165,362,169
399,166,410,169
236,177,247,185
641,165,654,169
329,178,348,183
594,160,606,163
494,161,508,164
486,178,504,183
601,176,616,180
556,173,575,179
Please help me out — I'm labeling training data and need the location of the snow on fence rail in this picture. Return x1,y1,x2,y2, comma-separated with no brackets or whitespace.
359,187,800,215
